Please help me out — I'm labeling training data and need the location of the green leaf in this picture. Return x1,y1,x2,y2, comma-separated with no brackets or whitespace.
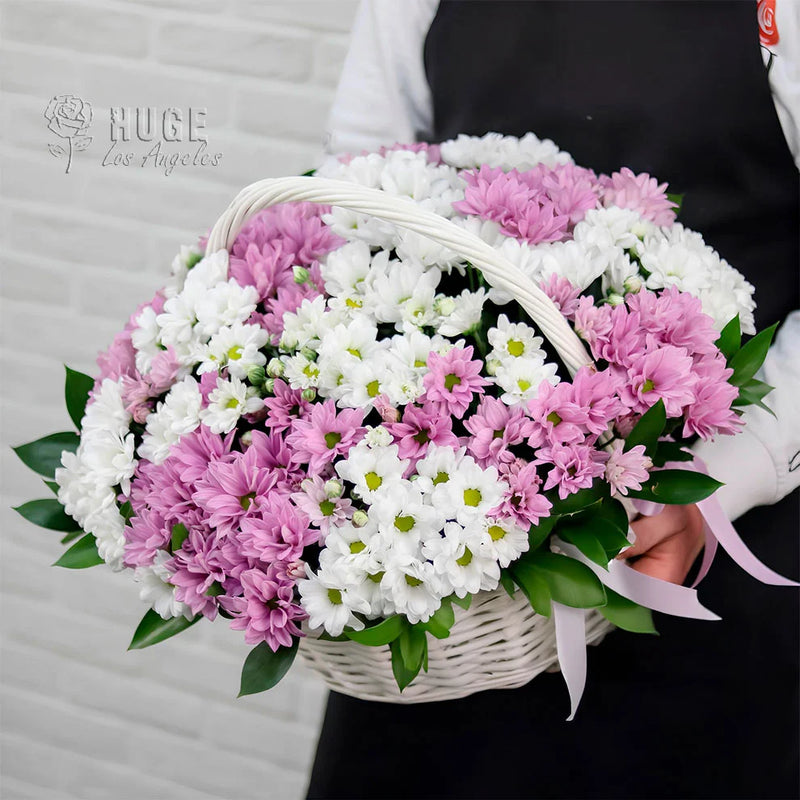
421,601,455,639
498,570,517,599
53,532,104,569
398,625,427,673
733,378,775,416
64,366,94,430
13,498,80,532
171,523,189,552
516,551,607,609
652,440,694,468
529,514,557,551
598,588,658,634
389,637,422,691
13,432,80,479
507,559,552,616
546,481,609,516
558,528,610,568
729,323,778,386
624,399,666,457
451,593,472,610
128,609,199,649
60,530,84,545
715,315,741,361
119,501,135,522
43,480,59,495
238,638,298,697
345,615,406,646
628,469,723,505
666,192,684,214
301,168,316,177
591,524,633,559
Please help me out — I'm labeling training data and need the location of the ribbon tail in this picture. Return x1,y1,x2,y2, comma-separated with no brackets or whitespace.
697,493,799,587
552,601,587,722
691,517,719,588
556,538,721,621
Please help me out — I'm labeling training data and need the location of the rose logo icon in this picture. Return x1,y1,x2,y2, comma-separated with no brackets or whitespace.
44,94,93,173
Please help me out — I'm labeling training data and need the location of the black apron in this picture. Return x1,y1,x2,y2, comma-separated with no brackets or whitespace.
308,3,799,797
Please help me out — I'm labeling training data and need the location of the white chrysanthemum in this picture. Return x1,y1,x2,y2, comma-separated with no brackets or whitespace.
323,206,399,249
480,517,530,568
193,279,259,340
378,150,463,218
381,369,425,406
196,322,270,379
280,295,340,351
443,458,507,526
82,488,126,571
532,239,606,291
299,564,371,636
283,352,320,391
414,444,467,498
440,131,571,171
331,357,393,408
199,375,262,435
698,261,757,334
316,151,386,186
139,376,203,463
56,450,109,529
601,250,641,296
394,228,465,272
321,240,380,298
81,429,136,495
370,481,445,557
492,357,560,405
436,288,487,337
423,522,501,598
573,207,645,281
131,305,163,374
182,249,229,292
487,314,547,364
319,520,382,575
364,424,394,448
336,442,409,503
318,317,380,366
134,551,192,620
164,243,203,299
380,553,443,624
368,260,440,330
387,330,446,374
82,379,131,438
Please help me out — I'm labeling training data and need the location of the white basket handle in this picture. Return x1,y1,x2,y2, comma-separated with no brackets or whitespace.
206,176,593,375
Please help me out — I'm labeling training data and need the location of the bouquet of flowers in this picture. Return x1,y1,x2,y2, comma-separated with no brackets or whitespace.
14,132,794,715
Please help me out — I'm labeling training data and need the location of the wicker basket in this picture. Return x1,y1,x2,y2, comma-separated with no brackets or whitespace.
206,177,616,703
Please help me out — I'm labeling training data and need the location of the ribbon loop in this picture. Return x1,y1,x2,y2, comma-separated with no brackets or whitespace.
552,601,587,721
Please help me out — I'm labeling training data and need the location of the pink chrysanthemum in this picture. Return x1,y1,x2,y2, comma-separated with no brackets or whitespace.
524,381,589,447
422,345,489,419
537,442,606,499
229,240,297,304
123,507,171,568
453,165,569,244
592,305,649,368
285,400,365,474
600,440,653,497
600,167,678,226
538,274,583,319
237,495,317,563
464,397,527,466
492,460,552,528
682,354,743,439
291,475,353,532
386,403,459,461
263,379,311,434
228,565,306,650
528,163,601,225
573,296,613,351
570,367,627,435
622,345,697,417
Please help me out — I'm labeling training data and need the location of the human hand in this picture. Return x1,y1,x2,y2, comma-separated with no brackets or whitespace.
620,504,705,584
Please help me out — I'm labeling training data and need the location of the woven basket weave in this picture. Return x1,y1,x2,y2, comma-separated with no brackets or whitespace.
206,177,616,703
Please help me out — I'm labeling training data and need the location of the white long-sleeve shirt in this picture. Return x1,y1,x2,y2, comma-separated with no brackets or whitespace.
323,0,800,522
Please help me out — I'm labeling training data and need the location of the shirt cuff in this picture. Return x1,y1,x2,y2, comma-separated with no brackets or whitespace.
692,428,779,521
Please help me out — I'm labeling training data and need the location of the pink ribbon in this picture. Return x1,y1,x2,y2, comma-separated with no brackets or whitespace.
552,601,587,722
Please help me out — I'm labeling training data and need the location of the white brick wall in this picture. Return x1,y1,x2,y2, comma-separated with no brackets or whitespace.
0,1,359,797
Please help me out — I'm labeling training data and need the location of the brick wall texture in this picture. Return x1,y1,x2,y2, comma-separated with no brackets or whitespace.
0,1,360,797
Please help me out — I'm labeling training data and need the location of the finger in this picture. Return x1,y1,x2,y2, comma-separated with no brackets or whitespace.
629,532,697,584
619,507,682,559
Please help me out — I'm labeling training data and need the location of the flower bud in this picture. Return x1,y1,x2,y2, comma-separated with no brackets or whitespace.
301,387,317,402
606,292,625,306
264,378,275,394
300,346,317,361
324,479,344,498
484,356,502,376
434,296,456,316
279,332,298,351
351,509,369,528
623,275,643,294
247,365,266,385
266,358,285,378
240,430,254,448
293,265,310,284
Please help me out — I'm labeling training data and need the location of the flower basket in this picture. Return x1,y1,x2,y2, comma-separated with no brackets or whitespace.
14,134,796,717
